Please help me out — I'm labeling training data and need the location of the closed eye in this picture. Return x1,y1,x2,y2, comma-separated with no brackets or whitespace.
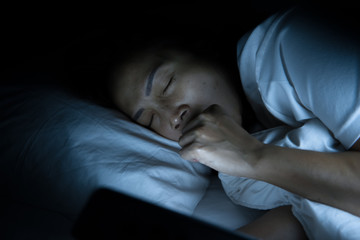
163,75,175,95
148,114,154,128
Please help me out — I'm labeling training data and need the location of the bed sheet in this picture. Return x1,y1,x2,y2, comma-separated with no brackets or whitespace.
193,174,265,230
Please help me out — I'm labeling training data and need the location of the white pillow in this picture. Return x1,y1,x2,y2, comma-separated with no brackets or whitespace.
0,85,211,220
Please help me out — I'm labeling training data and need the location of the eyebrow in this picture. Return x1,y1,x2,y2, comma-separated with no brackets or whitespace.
145,64,160,96
133,64,161,121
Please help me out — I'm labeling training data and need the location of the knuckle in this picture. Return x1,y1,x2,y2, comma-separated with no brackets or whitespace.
190,143,204,159
204,104,221,114
178,134,188,146
199,112,214,121
194,126,208,140
180,143,203,161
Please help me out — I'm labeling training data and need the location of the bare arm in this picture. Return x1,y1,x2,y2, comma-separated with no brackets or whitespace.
179,105,360,217
255,142,360,216
238,206,308,240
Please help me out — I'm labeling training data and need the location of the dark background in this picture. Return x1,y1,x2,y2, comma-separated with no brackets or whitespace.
2,1,359,98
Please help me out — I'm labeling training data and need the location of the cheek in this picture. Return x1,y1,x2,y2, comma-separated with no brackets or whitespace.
150,111,181,141
181,77,220,107
157,126,181,141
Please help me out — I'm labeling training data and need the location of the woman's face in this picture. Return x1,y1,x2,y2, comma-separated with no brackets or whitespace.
111,48,241,141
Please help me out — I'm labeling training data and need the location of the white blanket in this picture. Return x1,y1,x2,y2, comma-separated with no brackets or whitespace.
219,119,360,240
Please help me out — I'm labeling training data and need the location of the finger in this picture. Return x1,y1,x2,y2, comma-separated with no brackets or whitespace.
202,104,223,115
182,106,217,134
180,104,225,147
182,113,203,135
178,128,196,147
180,120,216,147
179,114,202,147
184,104,225,129
179,142,203,163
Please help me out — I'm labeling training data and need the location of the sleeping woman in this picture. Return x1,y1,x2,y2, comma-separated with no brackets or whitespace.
107,7,360,240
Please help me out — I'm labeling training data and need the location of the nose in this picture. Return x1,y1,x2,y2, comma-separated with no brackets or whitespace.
170,105,190,130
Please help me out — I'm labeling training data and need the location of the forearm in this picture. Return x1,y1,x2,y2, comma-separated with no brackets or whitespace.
178,105,360,216
253,145,360,216
238,206,308,240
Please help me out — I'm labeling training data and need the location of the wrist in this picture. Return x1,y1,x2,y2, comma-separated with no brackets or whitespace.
248,143,275,181
236,140,269,180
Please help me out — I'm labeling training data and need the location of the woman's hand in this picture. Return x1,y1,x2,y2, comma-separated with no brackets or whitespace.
179,104,264,178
